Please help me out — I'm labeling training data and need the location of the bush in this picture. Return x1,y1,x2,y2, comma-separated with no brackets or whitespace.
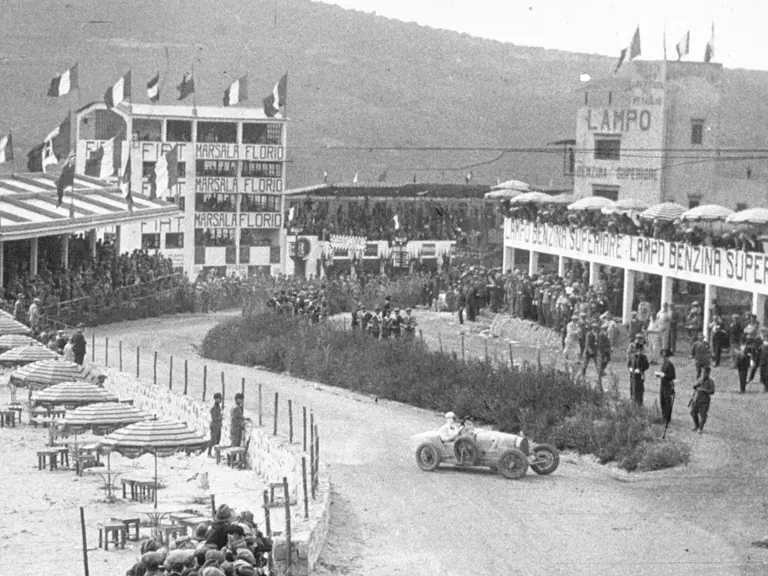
201,313,689,471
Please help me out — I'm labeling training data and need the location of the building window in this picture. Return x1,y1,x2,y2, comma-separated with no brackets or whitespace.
196,160,237,177
167,120,192,142
80,109,125,141
691,119,704,145
591,185,619,201
142,161,156,178
240,229,274,247
177,162,186,179
196,193,236,212
242,123,283,144
241,194,280,212
133,118,162,142
164,196,186,211
197,121,237,143
688,198,700,209
594,136,621,161
195,228,236,247
736,202,748,211
241,161,283,178
141,233,161,250
165,232,184,249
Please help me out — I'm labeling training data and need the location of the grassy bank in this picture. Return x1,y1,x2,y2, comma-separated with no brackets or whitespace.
202,314,689,471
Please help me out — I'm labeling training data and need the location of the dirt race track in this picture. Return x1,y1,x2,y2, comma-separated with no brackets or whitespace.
94,311,768,576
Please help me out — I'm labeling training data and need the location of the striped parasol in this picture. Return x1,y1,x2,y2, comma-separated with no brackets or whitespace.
0,334,42,352
32,381,118,407
568,196,616,211
0,313,31,335
0,344,60,366
100,420,208,508
726,207,768,226
639,202,687,221
11,359,86,390
61,402,151,432
601,198,652,215
680,204,734,222
546,193,577,205
485,189,523,200
491,178,531,192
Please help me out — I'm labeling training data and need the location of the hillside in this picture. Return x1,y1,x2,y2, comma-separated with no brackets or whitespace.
0,0,766,188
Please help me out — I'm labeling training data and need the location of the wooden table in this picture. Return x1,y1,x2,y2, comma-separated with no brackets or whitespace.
84,467,129,501
0,409,16,427
132,503,189,542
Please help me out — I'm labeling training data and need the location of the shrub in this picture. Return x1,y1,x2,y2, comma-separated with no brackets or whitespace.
201,313,689,471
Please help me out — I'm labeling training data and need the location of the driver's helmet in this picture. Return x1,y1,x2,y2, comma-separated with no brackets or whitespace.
444,411,456,421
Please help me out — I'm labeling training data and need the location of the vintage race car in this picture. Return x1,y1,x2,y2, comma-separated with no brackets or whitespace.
411,421,559,479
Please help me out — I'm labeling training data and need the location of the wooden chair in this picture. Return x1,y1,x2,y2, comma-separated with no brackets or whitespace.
97,521,127,550
110,516,141,541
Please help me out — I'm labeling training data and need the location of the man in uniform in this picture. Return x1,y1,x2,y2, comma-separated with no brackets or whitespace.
230,393,245,448
657,349,676,424
208,393,223,457
628,337,650,405
690,366,715,434
71,323,87,366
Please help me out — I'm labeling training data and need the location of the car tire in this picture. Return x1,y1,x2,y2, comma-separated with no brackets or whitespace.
530,443,560,475
415,443,441,472
453,437,479,466
498,448,528,479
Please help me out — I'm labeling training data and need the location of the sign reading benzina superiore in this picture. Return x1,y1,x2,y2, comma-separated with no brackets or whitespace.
505,219,768,293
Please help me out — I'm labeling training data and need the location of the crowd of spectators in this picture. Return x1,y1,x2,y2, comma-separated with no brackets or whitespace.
288,198,498,243
505,202,764,252
125,503,272,576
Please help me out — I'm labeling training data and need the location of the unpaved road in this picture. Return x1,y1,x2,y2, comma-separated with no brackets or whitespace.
94,312,768,575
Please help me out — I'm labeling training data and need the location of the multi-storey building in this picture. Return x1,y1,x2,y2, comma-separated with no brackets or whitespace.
74,102,288,277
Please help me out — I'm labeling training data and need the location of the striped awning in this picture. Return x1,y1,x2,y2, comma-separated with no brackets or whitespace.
0,334,41,351
0,343,60,365
99,420,208,458
0,312,32,335
61,401,151,430
0,173,179,242
32,381,118,406
11,358,85,390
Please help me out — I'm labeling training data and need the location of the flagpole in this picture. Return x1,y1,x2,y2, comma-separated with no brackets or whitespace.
161,47,170,105
191,63,198,113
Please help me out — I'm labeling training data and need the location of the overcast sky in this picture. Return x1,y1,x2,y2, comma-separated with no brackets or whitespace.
318,0,768,71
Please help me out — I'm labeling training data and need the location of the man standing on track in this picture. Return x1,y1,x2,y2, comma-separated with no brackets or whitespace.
71,323,87,366
690,366,715,434
208,393,223,457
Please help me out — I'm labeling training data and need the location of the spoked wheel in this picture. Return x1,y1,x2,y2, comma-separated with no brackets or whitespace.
498,448,528,479
529,443,560,475
415,443,441,472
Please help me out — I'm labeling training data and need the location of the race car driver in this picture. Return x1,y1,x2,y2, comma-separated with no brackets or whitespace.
439,411,462,442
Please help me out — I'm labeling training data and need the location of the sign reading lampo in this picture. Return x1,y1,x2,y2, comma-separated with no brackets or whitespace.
505,219,768,293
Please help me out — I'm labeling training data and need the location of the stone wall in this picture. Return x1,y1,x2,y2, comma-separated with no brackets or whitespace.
101,366,332,576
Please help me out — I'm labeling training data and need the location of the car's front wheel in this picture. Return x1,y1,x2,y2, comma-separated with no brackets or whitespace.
530,443,560,475
498,448,528,479
415,443,441,472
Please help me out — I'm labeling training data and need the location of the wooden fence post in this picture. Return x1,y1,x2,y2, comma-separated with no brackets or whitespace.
153,351,157,385
273,392,279,436
283,477,292,574
221,372,225,404
438,333,443,353
258,383,263,427
136,346,140,378
79,507,90,576
241,377,245,399
484,339,489,363
169,356,173,390
419,329,424,342
288,399,293,443
211,495,216,517
302,457,309,519
184,360,188,395
118,341,123,371
315,425,320,489
91,333,95,361
262,490,273,573
461,334,466,363
202,365,207,402
302,406,307,452
509,343,514,368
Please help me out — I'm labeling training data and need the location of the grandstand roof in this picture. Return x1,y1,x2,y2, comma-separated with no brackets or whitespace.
284,182,494,199
0,173,180,242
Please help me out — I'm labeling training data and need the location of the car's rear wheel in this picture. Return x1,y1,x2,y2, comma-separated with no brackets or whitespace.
415,443,440,471
453,437,479,466
530,444,560,475
498,448,528,479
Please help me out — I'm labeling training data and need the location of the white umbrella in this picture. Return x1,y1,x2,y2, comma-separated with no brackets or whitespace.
491,179,531,192
725,207,768,226
639,202,687,222
508,192,555,205
485,189,523,200
601,198,652,215
680,204,734,222
568,196,616,211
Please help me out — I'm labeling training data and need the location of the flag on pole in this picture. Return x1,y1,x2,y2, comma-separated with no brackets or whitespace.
615,26,641,73
378,170,387,183
151,145,180,199
0,133,13,164
704,23,715,63
177,72,195,100
147,72,160,103
352,172,359,184
288,206,295,222
48,63,79,97
84,138,115,179
121,157,133,213
263,73,287,117
223,75,248,106
323,170,328,183
41,115,72,172
56,153,76,207
393,214,400,230
676,30,690,60
104,71,131,108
